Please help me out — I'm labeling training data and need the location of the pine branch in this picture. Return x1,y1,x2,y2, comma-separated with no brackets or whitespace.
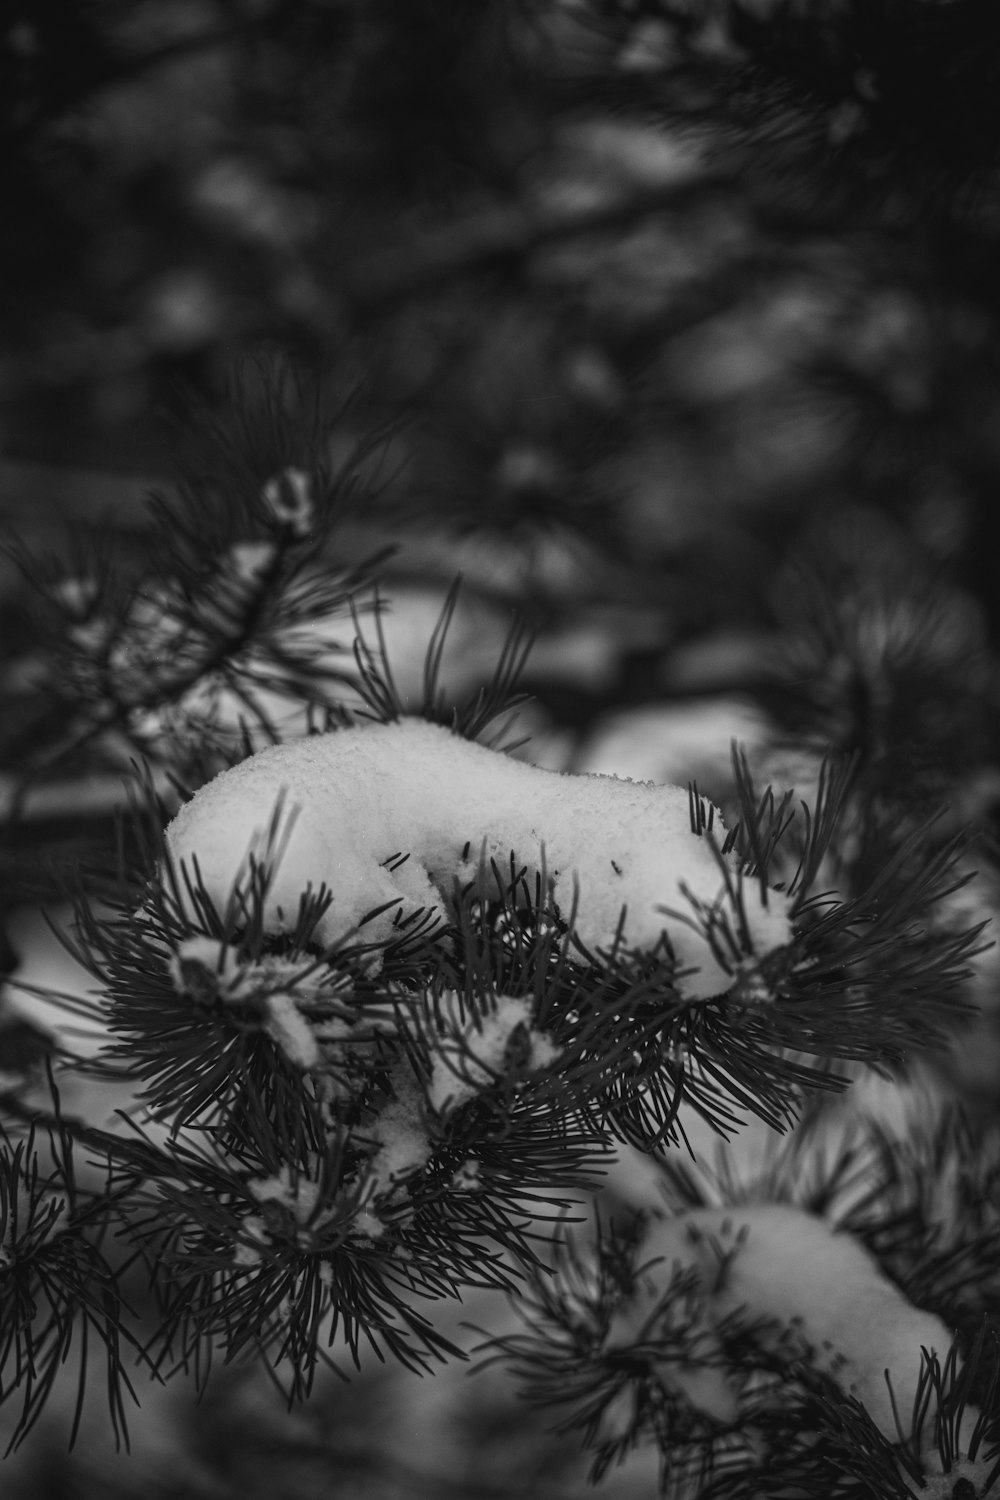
0,1101,140,1452
477,1179,1000,1498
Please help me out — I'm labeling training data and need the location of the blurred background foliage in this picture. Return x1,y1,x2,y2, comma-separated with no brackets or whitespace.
4,0,998,613
4,1,1000,1495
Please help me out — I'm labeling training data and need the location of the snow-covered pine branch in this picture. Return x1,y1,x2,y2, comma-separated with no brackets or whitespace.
485,1188,1000,1499
610,1205,988,1485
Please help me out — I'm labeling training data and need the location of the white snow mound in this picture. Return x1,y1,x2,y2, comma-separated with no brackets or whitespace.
164,718,792,999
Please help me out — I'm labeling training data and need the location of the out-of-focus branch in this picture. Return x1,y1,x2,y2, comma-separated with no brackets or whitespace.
0,173,737,405
345,174,737,314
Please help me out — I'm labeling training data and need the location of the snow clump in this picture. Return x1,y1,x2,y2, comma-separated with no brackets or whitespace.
164,718,793,1001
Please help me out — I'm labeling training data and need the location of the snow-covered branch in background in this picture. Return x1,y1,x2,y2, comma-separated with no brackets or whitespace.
491,1190,1000,1499
610,1205,977,1463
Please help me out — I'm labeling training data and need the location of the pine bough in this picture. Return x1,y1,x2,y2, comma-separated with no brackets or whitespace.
1,418,995,1497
